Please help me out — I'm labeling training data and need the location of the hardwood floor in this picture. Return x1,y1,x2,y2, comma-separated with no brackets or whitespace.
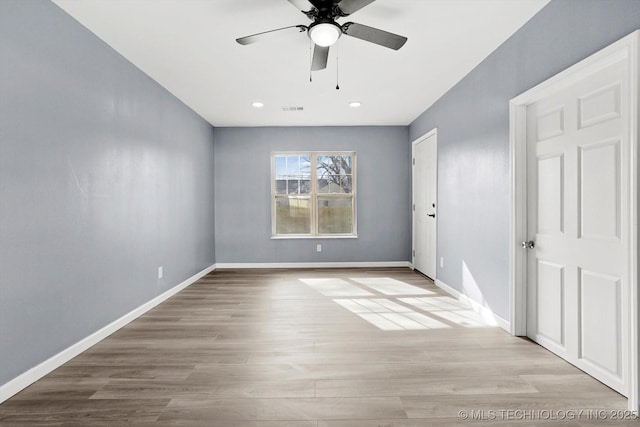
0,268,635,426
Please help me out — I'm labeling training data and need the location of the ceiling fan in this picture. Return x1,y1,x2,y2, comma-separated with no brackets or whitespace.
236,0,408,72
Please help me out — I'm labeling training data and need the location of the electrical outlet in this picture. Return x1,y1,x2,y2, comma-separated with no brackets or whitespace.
316,244,322,252
158,266,163,279
440,257,444,268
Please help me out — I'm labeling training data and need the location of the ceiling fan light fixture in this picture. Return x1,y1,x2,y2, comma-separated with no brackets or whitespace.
309,22,342,47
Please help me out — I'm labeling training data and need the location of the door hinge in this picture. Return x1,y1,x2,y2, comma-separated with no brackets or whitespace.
412,249,415,257
413,204,415,211
412,158,415,166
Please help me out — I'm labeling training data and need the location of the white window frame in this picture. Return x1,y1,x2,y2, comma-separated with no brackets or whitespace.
271,151,357,239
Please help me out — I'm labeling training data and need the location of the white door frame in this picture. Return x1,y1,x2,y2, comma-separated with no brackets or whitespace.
412,127,438,276
509,30,640,411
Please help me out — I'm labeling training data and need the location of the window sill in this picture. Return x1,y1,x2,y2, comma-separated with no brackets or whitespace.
271,235,358,240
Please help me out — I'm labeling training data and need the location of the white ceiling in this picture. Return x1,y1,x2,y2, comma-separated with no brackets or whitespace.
52,0,550,127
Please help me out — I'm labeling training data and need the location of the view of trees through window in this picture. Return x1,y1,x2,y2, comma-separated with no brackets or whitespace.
273,153,355,236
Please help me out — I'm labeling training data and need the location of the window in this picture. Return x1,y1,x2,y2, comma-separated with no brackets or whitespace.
272,152,356,237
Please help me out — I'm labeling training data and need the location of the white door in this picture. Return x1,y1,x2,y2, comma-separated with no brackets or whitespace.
525,57,630,395
413,131,437,279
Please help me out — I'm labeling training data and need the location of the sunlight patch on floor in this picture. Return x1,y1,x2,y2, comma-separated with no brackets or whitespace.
400,297,488,328
344,298,410,313
350,277,434,295
301,277,492,331
334,298,451,331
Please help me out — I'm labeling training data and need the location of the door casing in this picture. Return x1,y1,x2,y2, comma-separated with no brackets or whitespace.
412,128,438,279
509,30,640,412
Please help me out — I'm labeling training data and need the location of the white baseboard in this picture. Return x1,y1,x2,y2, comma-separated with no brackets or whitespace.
435,279,510,332
214,261,411,269
0,263,216,404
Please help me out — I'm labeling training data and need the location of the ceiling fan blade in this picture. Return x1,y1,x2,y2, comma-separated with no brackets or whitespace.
342,22,407,50
288,0,315,13
311,44,330,71
337,0,376,15
236,25,307,45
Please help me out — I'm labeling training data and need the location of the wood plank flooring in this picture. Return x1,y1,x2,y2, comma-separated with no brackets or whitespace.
0,268,636,426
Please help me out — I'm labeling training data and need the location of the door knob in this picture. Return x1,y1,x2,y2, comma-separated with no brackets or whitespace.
521,240,535,249
427,213,436,218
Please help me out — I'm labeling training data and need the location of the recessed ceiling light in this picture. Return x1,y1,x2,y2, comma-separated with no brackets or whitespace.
252,102,264,108
349,101,362,108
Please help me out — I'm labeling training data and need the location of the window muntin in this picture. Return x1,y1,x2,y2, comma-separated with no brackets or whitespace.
272,152,356,237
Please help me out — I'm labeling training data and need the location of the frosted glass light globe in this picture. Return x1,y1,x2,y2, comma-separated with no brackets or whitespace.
309,23,341,47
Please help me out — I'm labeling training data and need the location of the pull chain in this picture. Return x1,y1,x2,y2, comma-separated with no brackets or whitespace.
335,41,340,90
309,38,313,82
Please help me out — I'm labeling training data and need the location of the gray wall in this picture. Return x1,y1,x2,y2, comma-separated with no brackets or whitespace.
213,126,411,263
0,0,215,385
409,0,640,320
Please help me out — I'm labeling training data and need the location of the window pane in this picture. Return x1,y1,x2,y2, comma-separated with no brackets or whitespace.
287,180,299,195
300,156,311,174
299,179,311,194
340,156,352,174
341,175,353,194
276,197,311,234
275,156,286,177
286,155,299,176
318,197,353,234
317,177,330,193
275,179,287,194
